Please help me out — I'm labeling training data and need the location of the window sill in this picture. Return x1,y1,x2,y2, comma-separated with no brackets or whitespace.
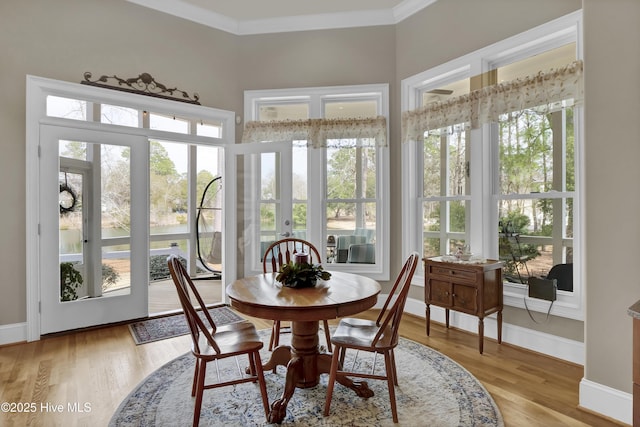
503,281,583,321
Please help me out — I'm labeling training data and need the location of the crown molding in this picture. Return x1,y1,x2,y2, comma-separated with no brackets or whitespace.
394,0,439,22
127,0,240,34
127,0,438,35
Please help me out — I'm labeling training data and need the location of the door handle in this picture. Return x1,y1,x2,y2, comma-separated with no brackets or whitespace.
280,232,291,237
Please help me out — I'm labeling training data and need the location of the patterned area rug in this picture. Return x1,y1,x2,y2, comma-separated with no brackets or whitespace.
127,306,244,344
111,331,504,426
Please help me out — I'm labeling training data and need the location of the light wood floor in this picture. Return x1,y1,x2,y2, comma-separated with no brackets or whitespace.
148,278,221,315
0,309,626,426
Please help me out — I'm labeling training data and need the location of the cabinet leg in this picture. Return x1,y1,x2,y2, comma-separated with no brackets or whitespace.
445,309,450,329
478,318,484,354
425,305,431,336
497,311,503,344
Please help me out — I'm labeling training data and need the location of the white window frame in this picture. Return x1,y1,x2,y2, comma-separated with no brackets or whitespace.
244,84,390,280
401,11,584,320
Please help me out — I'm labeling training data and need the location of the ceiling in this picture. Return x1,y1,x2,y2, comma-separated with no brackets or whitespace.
127,0,438,35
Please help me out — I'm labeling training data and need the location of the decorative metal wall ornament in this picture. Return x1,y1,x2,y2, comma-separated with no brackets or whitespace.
81,72,200,105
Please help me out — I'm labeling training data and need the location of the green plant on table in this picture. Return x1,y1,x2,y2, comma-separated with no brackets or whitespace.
275,261,331,288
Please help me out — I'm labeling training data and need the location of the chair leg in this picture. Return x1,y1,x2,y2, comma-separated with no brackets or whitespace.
390,349,398,386
322,320,331,348
193,359,207,427
253,350,270,419
268,321,277,351
247,352,257,378
191,359,200,397
384,351,398,423
273,321,281,348
268,320,281,351
323,346,341,416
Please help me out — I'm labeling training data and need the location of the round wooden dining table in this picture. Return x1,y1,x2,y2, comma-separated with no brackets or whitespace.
226,271,381,424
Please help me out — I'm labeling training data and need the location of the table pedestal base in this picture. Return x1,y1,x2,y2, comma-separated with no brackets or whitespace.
263,320,373,424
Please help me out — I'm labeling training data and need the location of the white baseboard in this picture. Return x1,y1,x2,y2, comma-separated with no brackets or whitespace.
0,322,27,346
580,378,632,425
401,297,585,363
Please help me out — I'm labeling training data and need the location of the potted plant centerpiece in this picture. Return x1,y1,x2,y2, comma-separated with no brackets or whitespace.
275,253,331,288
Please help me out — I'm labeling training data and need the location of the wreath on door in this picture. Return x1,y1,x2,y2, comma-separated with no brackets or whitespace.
59,182,78,215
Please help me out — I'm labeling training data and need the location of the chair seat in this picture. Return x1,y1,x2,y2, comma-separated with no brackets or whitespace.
195,321,264,358
332,317,396,351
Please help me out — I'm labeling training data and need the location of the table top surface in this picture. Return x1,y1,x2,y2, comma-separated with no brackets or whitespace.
226,271,381,322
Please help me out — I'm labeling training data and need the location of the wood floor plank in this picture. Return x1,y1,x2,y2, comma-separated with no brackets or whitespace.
0,310,627,426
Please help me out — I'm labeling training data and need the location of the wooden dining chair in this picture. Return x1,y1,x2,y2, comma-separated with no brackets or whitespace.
167,255,270,427
323,252,420,423
262,238,331,351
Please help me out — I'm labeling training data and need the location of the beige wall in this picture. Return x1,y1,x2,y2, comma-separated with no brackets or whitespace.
1,0,637,399
583,0,640,393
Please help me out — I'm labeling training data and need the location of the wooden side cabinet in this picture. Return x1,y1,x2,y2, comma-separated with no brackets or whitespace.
424,257,503,354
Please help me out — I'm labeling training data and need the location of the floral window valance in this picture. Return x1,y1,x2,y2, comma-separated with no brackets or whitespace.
241,116,388,148
402,60,583,143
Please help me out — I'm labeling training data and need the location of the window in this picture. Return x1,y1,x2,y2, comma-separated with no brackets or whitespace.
402,12,583,319
244,84,390,278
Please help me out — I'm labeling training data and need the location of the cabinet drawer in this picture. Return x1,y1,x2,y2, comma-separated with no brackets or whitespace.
429,265,476,283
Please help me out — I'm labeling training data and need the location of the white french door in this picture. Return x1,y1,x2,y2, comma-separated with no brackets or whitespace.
39,125,148,334
229,141,305,277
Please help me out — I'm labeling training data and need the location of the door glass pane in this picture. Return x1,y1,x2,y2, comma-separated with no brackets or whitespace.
59,141,132,302
59,170,84,301
99,143,132,296
260,152,280,253
292,141,308,234
196,146,223,275
150,140,188,235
